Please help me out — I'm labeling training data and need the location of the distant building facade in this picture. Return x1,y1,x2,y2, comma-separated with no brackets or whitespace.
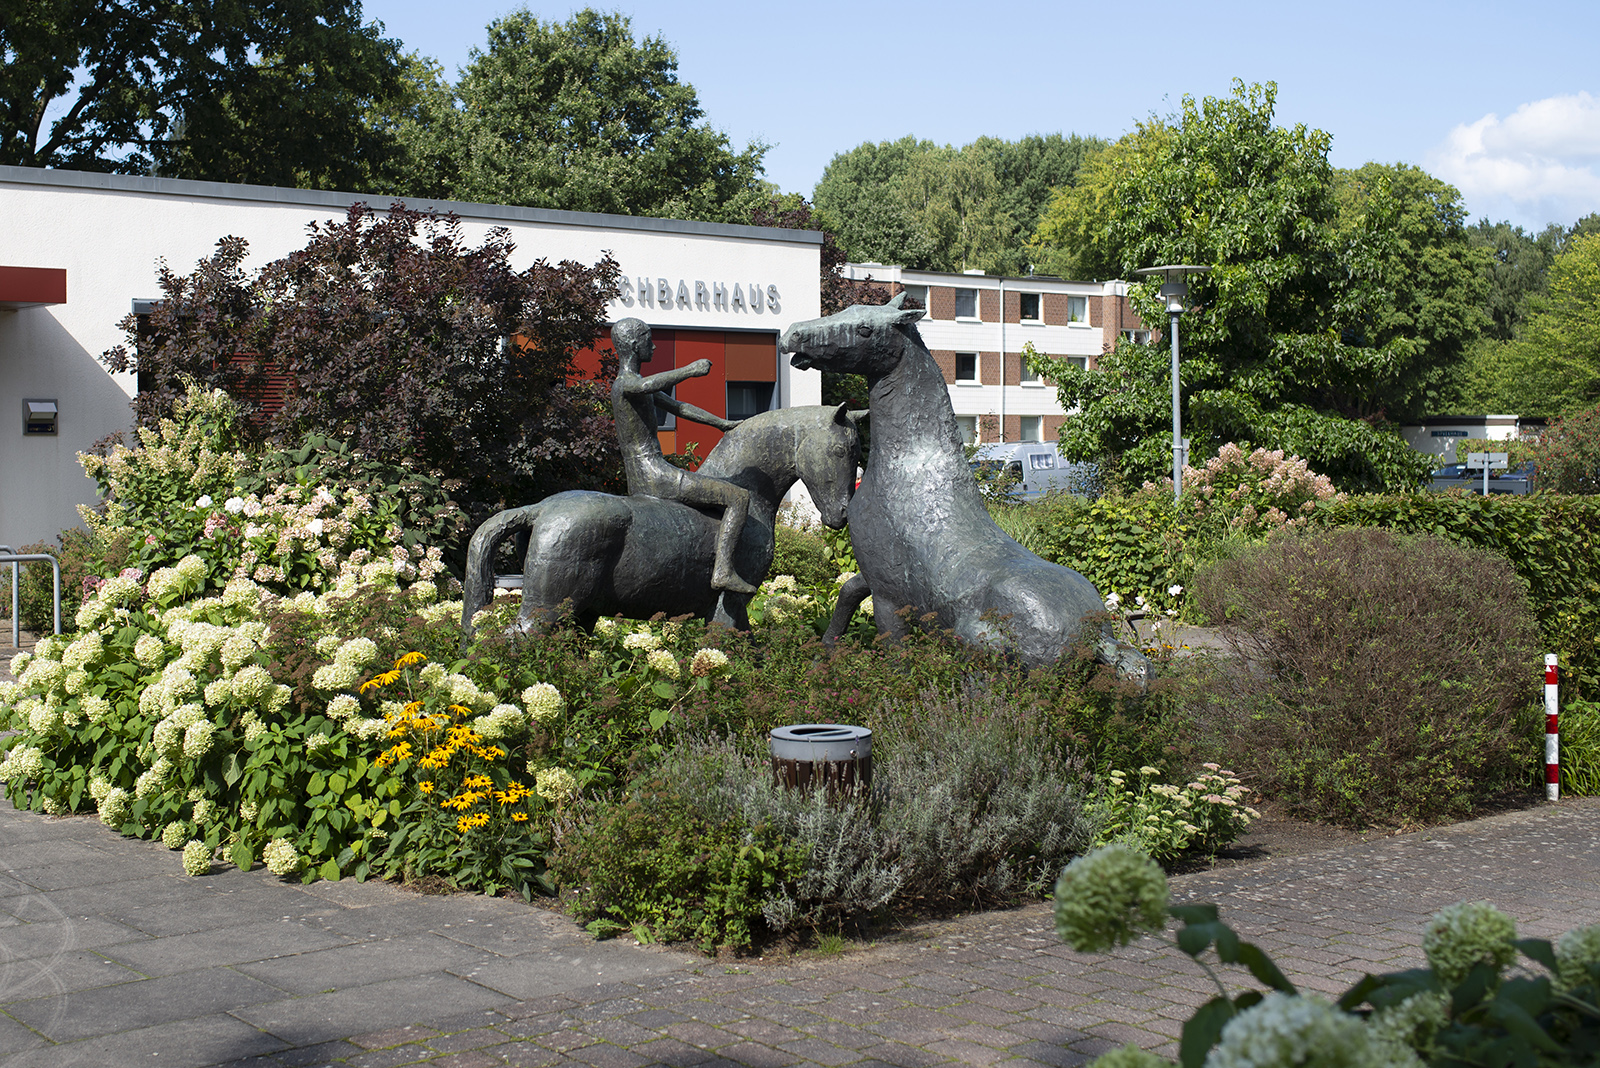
1401,415,1547,462
842,264,1151,444
0,166,824,548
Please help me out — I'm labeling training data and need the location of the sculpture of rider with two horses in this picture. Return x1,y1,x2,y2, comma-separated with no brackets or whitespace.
463,302,1148,684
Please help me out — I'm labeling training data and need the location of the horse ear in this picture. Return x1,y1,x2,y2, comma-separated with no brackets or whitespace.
831,403,851,426
894,306,926,324
847,409,869,426
886,291,907,308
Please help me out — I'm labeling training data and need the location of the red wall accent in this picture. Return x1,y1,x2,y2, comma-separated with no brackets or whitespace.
0,266,66,307
672,330,727,456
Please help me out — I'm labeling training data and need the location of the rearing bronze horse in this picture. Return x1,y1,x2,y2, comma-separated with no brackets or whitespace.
780,294,1149,682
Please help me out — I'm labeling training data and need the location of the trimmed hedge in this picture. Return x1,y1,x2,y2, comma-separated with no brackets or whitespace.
1312,493,1600,693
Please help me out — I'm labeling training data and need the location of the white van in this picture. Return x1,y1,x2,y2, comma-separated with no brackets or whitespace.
970,443,1099,501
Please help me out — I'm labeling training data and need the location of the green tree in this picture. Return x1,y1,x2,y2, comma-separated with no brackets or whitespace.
0,0,406,188
1467,218,1565,340
813,132,1104,274
385,8,770,222
1462,233,1600,417
1028,81,1445,491
101,205,622,518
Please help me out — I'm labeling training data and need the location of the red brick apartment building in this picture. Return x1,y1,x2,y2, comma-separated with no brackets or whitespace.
843,264,1152,445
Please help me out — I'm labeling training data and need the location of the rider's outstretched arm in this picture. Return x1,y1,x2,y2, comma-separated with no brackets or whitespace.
655,393,741,433
634,358,714,396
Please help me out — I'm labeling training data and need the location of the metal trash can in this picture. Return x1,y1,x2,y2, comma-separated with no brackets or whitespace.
769,724,872,797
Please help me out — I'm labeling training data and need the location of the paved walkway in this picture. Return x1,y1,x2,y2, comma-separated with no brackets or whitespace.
1,795,1596,1068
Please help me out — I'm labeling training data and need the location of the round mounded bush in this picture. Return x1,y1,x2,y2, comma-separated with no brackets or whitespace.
1191,527,1541,826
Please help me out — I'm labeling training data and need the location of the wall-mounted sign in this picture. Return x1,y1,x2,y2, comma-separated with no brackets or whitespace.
1431,430,1469,437
616,276,781,316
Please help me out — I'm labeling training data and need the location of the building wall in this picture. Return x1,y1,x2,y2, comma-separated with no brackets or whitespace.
0,166,822,547
846,265,1149,445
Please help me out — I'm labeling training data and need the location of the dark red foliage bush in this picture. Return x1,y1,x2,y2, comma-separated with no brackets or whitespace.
1190,527,1541,826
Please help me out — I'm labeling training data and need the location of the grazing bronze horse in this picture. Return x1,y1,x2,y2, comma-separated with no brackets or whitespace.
461,404,860,640
780,294,1150,682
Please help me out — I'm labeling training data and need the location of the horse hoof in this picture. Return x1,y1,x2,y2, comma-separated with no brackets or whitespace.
714,574,759,595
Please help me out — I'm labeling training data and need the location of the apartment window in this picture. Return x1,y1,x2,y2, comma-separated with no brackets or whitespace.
955,352,978,382
954,287,979,320
1122,329,1151,344
1067,296,1089,324
955,415,977,444
1019,292,1041,322
901,284,928,310
727,382,774,421
1020,357,1041,384
1062,355,1089,371
1019,416,1043,442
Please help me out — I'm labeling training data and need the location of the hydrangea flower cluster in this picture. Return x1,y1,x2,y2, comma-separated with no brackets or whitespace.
263,837,299,877
182,839,211,877
1148,443,1345,537
1208,993,1392,1068
756,574,815,625
1052,844,1169,952
1422,900,1518,989
1091,765,1259,861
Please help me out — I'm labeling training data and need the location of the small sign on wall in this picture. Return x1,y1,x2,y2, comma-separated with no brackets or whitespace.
23,399,57,435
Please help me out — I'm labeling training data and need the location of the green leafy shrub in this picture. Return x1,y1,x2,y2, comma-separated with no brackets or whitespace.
1052,847,1600,1068
1190,527,1542,825
557,686,1101,945
1557,699,1600,796
550,747,807,950
1531,403,1600,494
1090,764,1258,861
1314,492,1600,694
7,527,108,634
769,523,835,589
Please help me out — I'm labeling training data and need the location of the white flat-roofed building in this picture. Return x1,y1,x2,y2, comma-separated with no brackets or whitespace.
842,264,1150,445
0,166,823,547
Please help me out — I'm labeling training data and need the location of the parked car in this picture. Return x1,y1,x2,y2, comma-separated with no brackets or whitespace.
970,443,1099,500
1431,462,1472,480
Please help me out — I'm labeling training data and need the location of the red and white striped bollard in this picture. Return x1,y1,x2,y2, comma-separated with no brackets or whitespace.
1544,653,1559,802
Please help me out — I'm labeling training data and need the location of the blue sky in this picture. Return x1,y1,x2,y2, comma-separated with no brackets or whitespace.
363,0,1600,232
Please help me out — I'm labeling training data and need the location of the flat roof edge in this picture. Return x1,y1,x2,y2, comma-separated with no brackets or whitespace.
0,165,823,247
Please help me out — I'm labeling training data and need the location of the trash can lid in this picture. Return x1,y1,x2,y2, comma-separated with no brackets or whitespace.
769,724,871,762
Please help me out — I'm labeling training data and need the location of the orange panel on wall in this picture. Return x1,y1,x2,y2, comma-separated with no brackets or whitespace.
724,332,777,381
672,330,726,455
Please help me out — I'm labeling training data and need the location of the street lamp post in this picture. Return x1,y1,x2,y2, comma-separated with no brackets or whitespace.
1132,265,1209,498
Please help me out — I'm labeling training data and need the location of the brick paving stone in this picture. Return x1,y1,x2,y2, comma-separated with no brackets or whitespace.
424,1051,504,1068
773,1038,869,1066
429,1029,510,1053
713,1041,805,1067
353,1026,445,1051
568,1042,653,1068
345,1046,437,1068
921,1038,1013,1065
851,1043,954,1068
538,1029,602,1054
664,1020,736,1050
491,1044,569,1068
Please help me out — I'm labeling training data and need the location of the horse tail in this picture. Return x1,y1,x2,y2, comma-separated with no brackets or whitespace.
461,503,544,642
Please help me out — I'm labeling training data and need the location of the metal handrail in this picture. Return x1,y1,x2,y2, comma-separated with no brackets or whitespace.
0,547,61,647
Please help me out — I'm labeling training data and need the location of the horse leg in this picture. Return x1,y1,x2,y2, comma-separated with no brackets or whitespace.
822,573,871,646
713,592,752,632
461,504,543,645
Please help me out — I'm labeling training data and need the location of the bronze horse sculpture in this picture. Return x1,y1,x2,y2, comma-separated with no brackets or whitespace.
461,404,860,640
781,295,1150,681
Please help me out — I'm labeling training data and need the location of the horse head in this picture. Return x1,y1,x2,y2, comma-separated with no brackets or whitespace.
793,403,862,529
781,292,926,378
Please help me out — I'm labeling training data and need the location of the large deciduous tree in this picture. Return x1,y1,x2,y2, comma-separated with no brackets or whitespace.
1028,82,1473,492
386,8,770,222
101,204,622,516
813,133,1105,275
0,0,407,188
1461,233,1600,418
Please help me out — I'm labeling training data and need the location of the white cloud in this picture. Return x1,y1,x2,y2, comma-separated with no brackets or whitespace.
1428,92,1600,228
